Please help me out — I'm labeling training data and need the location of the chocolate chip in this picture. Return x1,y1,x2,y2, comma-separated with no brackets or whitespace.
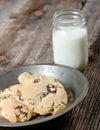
16,105,28,116
15,105,23,110
20,110,28,116
47,84,56,93
33,78,40,83
18,94,24,101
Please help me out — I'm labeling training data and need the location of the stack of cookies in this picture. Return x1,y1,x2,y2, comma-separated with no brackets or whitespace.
0,72,68,123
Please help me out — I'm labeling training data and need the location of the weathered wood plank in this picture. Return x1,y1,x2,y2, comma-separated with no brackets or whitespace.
0,0,45,53
82,0,100,46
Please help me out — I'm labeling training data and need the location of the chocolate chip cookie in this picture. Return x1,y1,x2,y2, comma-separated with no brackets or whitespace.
0,72,68,122
18,72,68,115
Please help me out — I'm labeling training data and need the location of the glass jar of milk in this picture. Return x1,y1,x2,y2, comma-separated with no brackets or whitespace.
52,9,88,71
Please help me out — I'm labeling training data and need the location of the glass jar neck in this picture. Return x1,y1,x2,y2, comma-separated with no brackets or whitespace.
53,9,86,29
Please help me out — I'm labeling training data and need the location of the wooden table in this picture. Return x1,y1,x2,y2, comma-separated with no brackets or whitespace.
0,0,99,130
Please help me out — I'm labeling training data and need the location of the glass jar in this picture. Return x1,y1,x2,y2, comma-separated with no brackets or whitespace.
52,9,88,71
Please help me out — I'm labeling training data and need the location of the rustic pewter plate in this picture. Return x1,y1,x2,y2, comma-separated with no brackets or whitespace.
0,64,89,127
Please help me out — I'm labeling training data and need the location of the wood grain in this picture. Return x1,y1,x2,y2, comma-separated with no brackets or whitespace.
83,0,100,46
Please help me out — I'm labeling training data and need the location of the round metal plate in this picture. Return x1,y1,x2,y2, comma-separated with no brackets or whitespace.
0,64,89,127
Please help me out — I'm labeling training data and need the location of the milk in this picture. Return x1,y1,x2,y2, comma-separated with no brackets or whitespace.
52,27,88,71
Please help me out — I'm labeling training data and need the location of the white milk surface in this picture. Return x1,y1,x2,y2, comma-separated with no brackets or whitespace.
52,28,88,71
